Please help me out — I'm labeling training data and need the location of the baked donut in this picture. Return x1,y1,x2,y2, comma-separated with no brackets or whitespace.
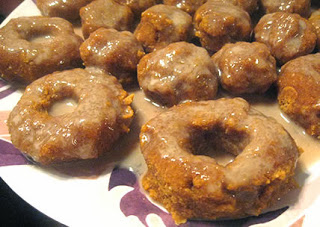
254,12,317,65
114,0,157,17
36,0,93,21
309,9,320,49
260,0,311,18
194,0,252,53
80,0,134,39
137,42,218,106
163,0,207,14
134,4,192,52
140,98,300,224
7,68,134,164
80,28,145,84
278,53,320,138
211,41,277,95
0,16,83,84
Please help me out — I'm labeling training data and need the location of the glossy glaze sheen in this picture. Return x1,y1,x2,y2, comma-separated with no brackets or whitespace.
260,0,311,17
7,68,134,164
140,98,300,224
0,16,83,83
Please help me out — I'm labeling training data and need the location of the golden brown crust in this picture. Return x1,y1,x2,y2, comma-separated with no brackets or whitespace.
134,4,192,52
278,53,320,138
309,9,320,49
0,16,83,84
7,68,134,164
140,98,300,224
260,0,311,18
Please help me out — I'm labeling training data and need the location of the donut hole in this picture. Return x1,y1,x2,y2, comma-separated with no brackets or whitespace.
190,126,249,166
48,97,78,117
24,29,54,44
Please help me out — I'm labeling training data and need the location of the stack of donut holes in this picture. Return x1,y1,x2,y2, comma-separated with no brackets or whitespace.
1,0,319,224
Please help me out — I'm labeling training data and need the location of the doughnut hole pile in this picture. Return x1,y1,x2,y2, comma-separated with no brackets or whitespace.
0,16,83,84
7,69,134,164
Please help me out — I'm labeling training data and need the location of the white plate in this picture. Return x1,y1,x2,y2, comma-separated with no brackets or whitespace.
1,1,320,226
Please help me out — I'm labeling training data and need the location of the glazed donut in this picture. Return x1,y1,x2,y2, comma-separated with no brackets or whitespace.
0,16,83,84
278,53,320,138
7,68,134,164
140,98,300,224
138,42,219,106
194,0,252,53
211,41,277,95
114,0,157,17
309,9,320,49
212,0,258,15
80,28,145,84
254,12,317,65
260,0,311,18
80,0,134,39
36,0,93,21
134,4,192,52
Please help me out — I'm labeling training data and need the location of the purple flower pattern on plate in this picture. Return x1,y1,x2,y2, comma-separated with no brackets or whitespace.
108,167,288,227
0,139,29,167
0,80,16,100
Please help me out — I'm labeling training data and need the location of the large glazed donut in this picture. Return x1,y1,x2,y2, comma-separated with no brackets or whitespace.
7,68,134,164
278,53,320,138
0,16,83,84
140,98,300,224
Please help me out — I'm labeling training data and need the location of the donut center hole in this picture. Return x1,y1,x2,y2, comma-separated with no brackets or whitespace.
190,127,249,166
26,31,53,44
49,98,78,117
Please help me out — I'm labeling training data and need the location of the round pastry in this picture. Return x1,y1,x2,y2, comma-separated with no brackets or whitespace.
80,0,134,39
278,53,320,138
134,4,192,52
0,16,83,84
163,0,207,14
309,9,320,49
260,0,311,18
7,68,134,164
137,42,219,106
254,12,317,65
80,28,145,84
211,41,277,95
114,0,157,17
36,0,93,21
194,0,252,53
140,98,300,224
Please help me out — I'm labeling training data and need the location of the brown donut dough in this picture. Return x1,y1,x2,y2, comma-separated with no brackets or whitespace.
134,4,192,52
194,1,252,53
212,41,277,95
309,9,320,49
80,28,145,84
80,0,134,39
260,0,311,18
254,12,317,65
0,16,83,84
7,68,134,164
163,0,207,14
36,0,93,21
138,42,219,106
278,53,320,138
140,98,300,224
114,0,157,16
